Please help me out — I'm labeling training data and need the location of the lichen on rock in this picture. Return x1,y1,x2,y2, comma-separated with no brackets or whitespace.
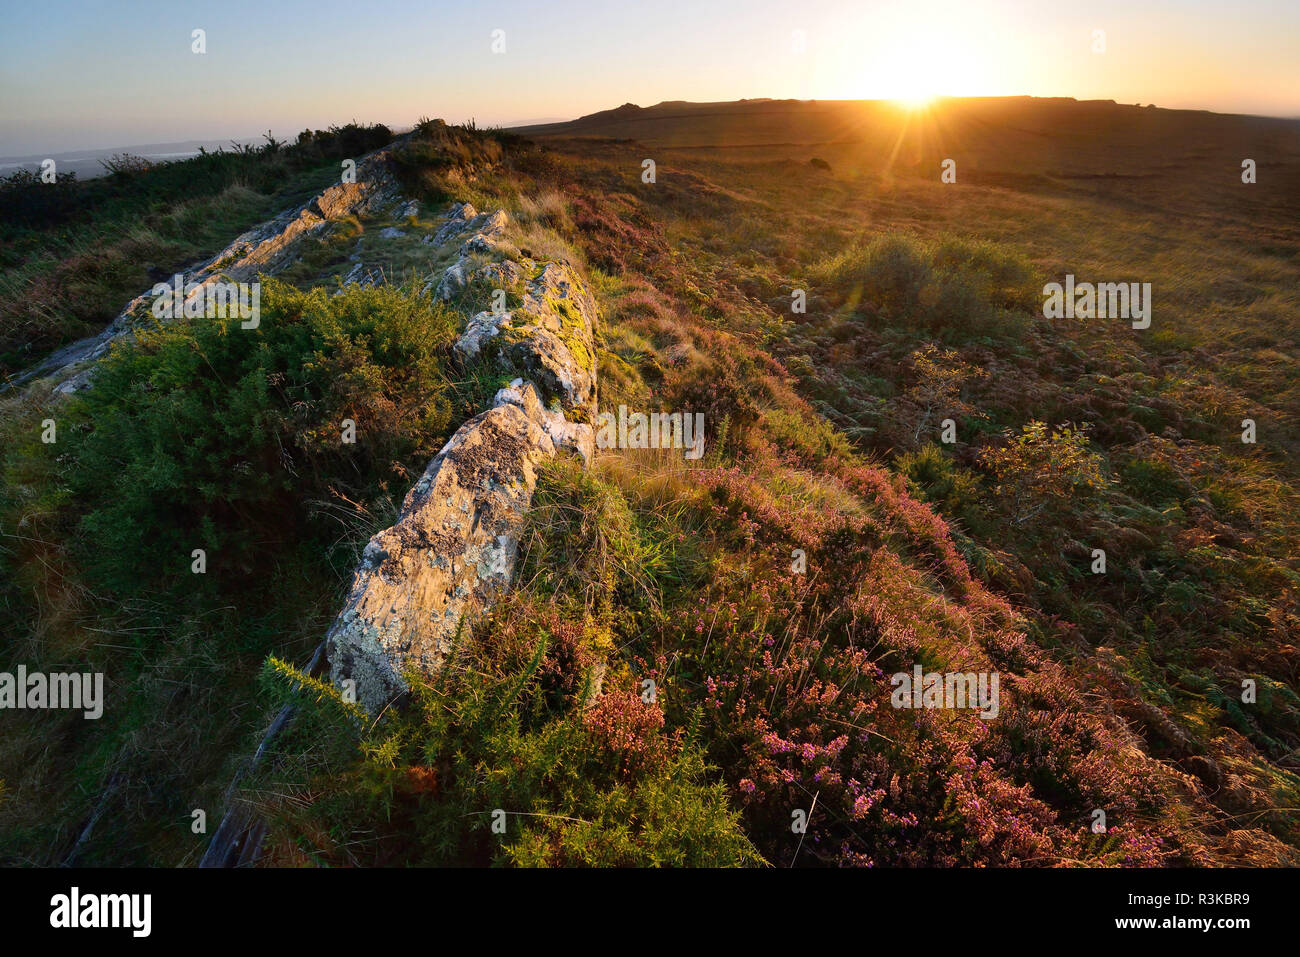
454,258,599,416
326,379,593,712
325,194,602,712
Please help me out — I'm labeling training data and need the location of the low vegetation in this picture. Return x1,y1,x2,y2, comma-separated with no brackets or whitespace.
0,123,394,377
2,102,1297,866
0,278,462,863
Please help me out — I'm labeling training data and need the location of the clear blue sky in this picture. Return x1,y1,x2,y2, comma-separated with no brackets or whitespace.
1,0,1297,154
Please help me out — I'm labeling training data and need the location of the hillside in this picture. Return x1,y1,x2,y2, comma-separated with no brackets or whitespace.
1,98,1298,867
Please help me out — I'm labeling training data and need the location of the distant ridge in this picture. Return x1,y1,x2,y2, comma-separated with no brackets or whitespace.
508,96,1300,163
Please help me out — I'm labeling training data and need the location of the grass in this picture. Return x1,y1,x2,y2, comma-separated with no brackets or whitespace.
2,101,1299,866
0,123,394,377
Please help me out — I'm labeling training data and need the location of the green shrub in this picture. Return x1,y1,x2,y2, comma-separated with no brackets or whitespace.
58,277,458,599
979,421,1111,531
816,234,931,315
812,232,1037,340
253,613,761,867
897,443,985,527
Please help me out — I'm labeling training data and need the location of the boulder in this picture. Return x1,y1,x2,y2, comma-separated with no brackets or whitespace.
326,381,592,712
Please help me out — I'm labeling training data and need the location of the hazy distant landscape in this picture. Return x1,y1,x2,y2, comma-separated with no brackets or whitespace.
0,140,261,181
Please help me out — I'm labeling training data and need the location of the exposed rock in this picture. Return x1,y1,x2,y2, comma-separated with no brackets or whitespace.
336,260,382,294
430,208,513,301
324,193,601,713
427,201,478,246
465,232,520,260
13,148,403,395
475,257,532,291
326,381,592,713
432,259,470,301
455,309,512,359
454,259,599,415
495,379,595,462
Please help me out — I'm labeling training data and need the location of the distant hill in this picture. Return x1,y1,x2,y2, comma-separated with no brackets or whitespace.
513,95,1299,150
511,95,1300,221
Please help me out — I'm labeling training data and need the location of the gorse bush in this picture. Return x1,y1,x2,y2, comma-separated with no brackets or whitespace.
59,277,459,599
896,443,986,528
254,618,761,866
0,274,461,865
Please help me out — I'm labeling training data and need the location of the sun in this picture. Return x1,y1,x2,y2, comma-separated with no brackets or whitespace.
893,90,938,111
875,42,952,109
841,15,987,108
857,44,950,108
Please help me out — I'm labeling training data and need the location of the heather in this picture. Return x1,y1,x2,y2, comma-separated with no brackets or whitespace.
464,119,1300,863
2,101,1298,866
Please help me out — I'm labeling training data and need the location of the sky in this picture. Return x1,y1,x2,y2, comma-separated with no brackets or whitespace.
1,0,1297,155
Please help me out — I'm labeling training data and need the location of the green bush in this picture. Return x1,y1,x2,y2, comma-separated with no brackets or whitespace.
244,457,759,867
897,442,986,528
253,619,761,867
812,233,1037,340
979,421,1111,531
818,234,931,315
58,277,459,599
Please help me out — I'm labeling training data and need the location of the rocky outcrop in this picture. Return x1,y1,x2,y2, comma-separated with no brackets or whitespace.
427,203,516,301
7,127,591,865
454,261,599,416
325,380,592,710
8,149,403,395
327,201,600,712
132,182,599,860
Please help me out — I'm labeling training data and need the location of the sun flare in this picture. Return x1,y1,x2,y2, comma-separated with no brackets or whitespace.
843,11,995,106
893,90,937,111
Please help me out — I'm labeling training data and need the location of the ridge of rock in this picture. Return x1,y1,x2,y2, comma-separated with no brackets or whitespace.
9,148,403,395
326,203,600,712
